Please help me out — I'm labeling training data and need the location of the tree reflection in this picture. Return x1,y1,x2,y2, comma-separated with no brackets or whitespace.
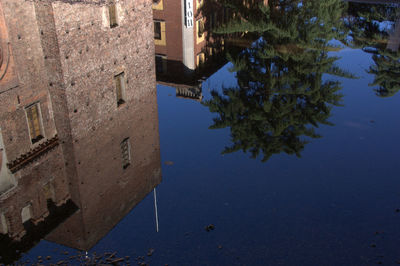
203,0,354,162
368,49,400,97
346,2,400,97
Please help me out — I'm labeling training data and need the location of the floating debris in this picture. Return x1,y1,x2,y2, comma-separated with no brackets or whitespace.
28,251,131,266
164,161,174,166
205,224,215,232
110,258,124,263
147,248,155,257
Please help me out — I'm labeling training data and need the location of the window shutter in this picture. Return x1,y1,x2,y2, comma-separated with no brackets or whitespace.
120,138,130,169
31,105,41,138
109,4,117,27
26,107,35,138
26,103,44,143
115,75,122,101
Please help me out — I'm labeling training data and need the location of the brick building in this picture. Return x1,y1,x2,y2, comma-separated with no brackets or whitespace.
153,0,228,101
0,0,161,256
152,0,269,101
153,0,232,73
44,107,161,250
153,0,210,73
0,0,70,240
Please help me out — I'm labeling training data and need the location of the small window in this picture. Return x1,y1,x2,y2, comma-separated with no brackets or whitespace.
109,4,118,28
0,212,8,234
223,7,230,24
155,54,167,73
25,103,44,144
120,138,131,169
153,0,163,10
210,12,217,29
154,20,166,45
207,46,213,56
21,203,33,224
114,72,126,106
197,19,204,38
154,21,161,40
196,18,205,45
196,0,203,8
196,52,205,66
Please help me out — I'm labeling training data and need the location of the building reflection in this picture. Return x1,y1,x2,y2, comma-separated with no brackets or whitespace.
0,0,160,264
152,0,269,101
152,0,229,101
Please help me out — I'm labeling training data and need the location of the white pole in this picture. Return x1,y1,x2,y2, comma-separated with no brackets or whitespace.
153,188,159,232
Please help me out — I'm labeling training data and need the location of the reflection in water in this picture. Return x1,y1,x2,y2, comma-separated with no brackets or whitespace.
202,0,355,162
346,1,400,97
1,0,399,264
369,49,400,97
0,0,160,264
153,0,227,101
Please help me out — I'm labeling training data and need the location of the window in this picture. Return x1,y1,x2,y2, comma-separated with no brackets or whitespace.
155,54,167,73
197,19,204,38
43,181,55,202
207,46,213,56
154,21,161,40
114,72,126,106
209,12,217,29
196,18,205,44
21,203,32,224
223,7,230,24
120,138,131,169
0,212,8,234
196,0,203,8
154,20,166,46
109,4,118,28
25,103,44,144
152,0,163,10
196,52,205,66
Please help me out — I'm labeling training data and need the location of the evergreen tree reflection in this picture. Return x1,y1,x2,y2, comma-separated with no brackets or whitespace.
203,0,354,162
346,2,400,97
369,49,400,97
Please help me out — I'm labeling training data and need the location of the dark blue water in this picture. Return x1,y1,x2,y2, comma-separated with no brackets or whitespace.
14,42,400,265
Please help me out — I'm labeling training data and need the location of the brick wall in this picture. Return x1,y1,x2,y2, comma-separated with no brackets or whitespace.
0,0,70,239
0,0,160,244
154,0,184,62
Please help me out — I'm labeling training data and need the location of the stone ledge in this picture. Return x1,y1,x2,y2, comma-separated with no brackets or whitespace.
7,135,59,173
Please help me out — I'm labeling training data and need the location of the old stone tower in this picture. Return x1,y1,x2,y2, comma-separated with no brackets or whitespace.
0,0,161,247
